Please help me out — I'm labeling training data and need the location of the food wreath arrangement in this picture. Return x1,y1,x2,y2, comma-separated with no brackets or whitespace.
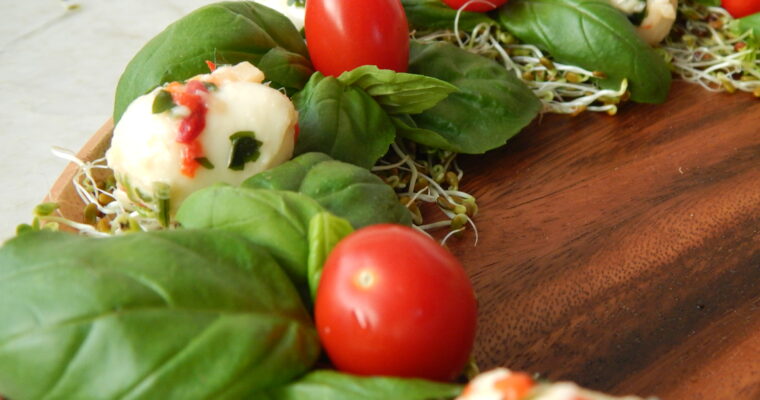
2,0,758,399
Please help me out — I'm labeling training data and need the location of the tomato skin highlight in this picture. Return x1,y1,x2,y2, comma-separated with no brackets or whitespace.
442,0,508,12
305,0,410,76
721,0,760,18
315,224,478,381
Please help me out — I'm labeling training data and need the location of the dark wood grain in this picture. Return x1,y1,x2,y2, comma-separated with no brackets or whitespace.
446,81,760,399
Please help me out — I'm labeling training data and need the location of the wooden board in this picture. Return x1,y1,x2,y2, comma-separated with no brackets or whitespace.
46,81,759,399
446,81,760,399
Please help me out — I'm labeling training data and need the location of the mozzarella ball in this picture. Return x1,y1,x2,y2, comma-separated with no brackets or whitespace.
106,62,296,215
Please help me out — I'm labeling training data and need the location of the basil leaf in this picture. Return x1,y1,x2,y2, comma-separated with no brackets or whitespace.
292,73,396,169
401,0,495,31
243,152,413,229
176,186,325,300
257,369,463,400
738,13,760,42
497,0,672,103
228,131,263,170
398,41,541,153
114,1,312,122
244,152,333,192
337,65,458,115
692,0,720,5
0,230,319,400
151,89,174,114
306,212,354,300
256,46,315,90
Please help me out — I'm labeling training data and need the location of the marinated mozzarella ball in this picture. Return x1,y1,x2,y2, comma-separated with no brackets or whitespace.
106,62,296,215
608,0,646,14
635,0,678,45
457,369,536,400
458,368,647,400
607,0,678,45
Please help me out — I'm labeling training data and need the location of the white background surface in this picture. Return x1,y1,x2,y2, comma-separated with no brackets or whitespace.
0,0,302,241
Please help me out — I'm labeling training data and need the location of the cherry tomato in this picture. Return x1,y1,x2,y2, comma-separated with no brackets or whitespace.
721,0,760,18
442,0,508,12
305,0,410,76
315,224,478,381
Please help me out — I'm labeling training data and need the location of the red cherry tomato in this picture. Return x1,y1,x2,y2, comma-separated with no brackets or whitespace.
305,0,410,76
721,0,760,18
442,0,508,12
315,224,478,381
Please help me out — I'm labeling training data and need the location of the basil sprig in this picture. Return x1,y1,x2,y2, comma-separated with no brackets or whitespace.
337,65,458,115
395,41,541,154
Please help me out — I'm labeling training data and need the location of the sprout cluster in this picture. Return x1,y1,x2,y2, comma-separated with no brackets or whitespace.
24,148,166,236
415,22,630,116
373,140,479,246
663,1,760,96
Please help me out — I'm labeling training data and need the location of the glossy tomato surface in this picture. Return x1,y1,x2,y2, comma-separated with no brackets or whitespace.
315,224,477,381
442,0,508,12
721,0,760,18
305,0,410,76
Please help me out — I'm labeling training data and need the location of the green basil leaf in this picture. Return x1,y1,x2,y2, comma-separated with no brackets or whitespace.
175,185,325,300
401,0,496,31
256,46,315,90
0,230,319,400
151,89,175,114
292,73,396,169
398,41,541,153
738,13,760,42
243,152,413,229
692,0,720,5
497,0,672,103
257,369,463,400
114,1,312,122
244,152,334,192
337,65,458,115
306,213,354,300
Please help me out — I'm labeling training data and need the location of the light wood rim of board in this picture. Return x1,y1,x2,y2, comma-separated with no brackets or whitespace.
44,119,115,225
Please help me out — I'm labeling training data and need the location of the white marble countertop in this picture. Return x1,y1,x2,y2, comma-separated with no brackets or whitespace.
0,0,304,241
